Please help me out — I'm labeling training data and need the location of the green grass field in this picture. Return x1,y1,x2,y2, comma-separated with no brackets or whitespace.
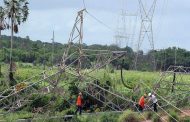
1,63,190,121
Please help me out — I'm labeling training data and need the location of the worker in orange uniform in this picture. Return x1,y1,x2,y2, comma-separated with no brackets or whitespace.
75,92,83,115
138,94,147,112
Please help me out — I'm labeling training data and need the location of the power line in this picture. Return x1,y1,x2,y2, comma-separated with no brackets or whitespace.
82,0,114,32
85,10,114,32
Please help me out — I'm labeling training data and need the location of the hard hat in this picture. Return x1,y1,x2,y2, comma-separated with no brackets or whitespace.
148,93,151,97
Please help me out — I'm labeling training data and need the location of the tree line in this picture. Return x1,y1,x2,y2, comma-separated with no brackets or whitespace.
1,35,190,71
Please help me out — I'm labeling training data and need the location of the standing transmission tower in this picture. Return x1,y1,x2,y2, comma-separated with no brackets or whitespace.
115,9,128,48
115,0,136,48
134,0,157,70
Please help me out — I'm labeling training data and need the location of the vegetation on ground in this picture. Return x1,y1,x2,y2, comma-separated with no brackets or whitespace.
118,110,142,122
168,110,179,122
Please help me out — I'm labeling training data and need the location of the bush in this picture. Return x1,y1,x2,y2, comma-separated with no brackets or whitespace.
110,68,114,73
68,116,81,122
152,114,162,122
168,110,179,122
99,113,119,122
30,94,51,109
146,112,153,120
55,97,70,112
118,110,141,122
68,81,79,95
81,115,98,122
176,95,189,108
180,117,190,122
65,107,75,115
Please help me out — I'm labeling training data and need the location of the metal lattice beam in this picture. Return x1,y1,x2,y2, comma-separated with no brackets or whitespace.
134,0,157,70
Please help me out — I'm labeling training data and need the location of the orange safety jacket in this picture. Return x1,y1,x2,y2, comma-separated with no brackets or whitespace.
139,96,145,108
76,96,82,106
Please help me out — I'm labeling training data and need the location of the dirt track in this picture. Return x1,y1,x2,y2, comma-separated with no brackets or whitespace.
142,109,190,122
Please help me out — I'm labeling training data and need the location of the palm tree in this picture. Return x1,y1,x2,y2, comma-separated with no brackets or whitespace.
0,6,6,76
4,0,29,85
0,6,7,39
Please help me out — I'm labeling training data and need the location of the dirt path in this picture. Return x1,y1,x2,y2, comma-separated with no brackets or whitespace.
141,109,190,122
180,109,190,117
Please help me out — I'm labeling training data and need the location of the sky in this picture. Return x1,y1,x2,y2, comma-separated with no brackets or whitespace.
1,0,190,51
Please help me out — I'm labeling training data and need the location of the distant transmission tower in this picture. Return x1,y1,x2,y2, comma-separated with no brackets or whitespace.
115,10,128,48
134,0,157,70
115,0,136,48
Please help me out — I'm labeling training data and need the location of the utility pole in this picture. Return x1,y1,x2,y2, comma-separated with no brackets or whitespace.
51,31,54,67
174,47,177,66
134,0,157,70
43,43,46,70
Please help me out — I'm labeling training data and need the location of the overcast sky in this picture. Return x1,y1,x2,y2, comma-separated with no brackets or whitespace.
1,0,190,51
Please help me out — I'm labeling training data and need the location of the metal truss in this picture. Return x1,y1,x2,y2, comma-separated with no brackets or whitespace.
154,65,190,108
0,9,129,114
83,81,133,111
0,69,64,112
134,0,157,70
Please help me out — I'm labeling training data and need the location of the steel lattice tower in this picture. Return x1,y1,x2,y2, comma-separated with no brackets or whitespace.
134,0,157,70
115,10,128,48
115,0,136,48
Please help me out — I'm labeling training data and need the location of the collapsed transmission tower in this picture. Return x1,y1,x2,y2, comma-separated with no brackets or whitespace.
0,8,130,114
134,0,157,70
61,9,85,69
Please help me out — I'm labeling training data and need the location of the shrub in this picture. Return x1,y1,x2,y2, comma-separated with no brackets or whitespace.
168,110,179,122
81,115,98,122
110,68,114,73
176,95,189,108
180,117,190,122
118,110,141,122
146,112,153,120
68,116,81,122
68,81,79,95
99,113,119,122
30,94,51,109
152,114,162,122
55,97,70,112
65,107,75,115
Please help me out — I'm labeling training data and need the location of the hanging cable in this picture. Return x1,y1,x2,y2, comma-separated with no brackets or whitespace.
120,59,133,89
85,10,115,32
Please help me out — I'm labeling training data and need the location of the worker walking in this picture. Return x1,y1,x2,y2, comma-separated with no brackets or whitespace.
138,94,147,112
148,93,158,112
75,92,83,115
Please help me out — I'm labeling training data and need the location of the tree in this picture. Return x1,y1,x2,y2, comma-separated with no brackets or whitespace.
0,6,7,39
4,0,29,86
0,6,7,76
